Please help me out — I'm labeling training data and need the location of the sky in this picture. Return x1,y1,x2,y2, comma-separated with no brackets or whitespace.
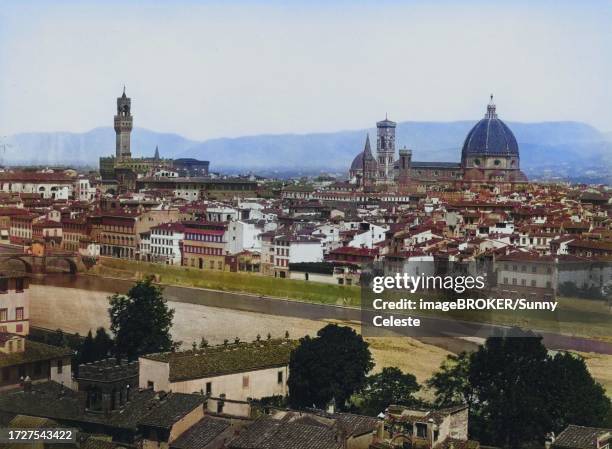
0,0,611,140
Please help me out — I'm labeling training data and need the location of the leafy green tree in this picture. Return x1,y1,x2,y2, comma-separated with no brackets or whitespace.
427,335,612,449
360,367,420,416
48,329,69,347
468,335,550,449
77,331,96,364
426,351,474,407
73,328,114,374
108,277,175,360
288,324,373,410
93,327,114,359
546,352,611,430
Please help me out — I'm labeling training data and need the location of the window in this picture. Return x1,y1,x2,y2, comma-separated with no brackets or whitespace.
217,401,224,414
0,279,7,294
416,423,428,438
277,371,283,384
0,309,7,322
147,381,154,389
242,376,249,388
57,360,63,374
531,280,537,287
15,307,24,321
206,382,212,395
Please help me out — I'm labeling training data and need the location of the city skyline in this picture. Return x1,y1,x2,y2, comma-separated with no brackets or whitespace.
1,1,612,140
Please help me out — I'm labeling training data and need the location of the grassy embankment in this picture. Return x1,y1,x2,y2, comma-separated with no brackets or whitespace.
89,258,361,306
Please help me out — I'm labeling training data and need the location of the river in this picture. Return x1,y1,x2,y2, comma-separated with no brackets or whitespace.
28,274,612,356
28,274,334,346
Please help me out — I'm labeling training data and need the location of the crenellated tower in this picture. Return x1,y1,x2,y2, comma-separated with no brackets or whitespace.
114,87,133,159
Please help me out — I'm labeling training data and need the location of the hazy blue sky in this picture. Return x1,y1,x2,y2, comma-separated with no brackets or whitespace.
1,0,611,140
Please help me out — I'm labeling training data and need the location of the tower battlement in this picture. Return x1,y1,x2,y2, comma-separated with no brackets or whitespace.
114,88,133,159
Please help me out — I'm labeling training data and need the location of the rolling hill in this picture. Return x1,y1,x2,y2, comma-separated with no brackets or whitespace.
2,121,610,182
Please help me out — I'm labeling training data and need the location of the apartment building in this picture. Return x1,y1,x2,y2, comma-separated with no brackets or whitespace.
182,221,228,270
0,271,72,390
99,209,184,260
61,217,90,252
9,213,38,246
150,222,185,265
260,232,323,278
0,208,28,243
496,252,557,299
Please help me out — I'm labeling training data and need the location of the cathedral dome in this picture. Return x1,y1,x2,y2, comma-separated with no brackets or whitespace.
461,97,519,159
350,134,374,172
350,152,364,171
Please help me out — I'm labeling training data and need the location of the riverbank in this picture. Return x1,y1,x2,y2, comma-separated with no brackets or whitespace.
27,283,454,400
28,278,612,396
90,257,361,306
89,258,612,343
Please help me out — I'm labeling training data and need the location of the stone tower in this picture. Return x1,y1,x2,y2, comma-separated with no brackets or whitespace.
114,87,133,159
376,115,396,183
398,147,412,186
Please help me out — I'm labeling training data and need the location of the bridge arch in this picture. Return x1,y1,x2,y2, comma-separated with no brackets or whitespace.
45,256,78,274
4,256,33,273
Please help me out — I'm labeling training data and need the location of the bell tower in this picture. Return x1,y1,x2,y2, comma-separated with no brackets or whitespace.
376,115,396,184
114,87,133,159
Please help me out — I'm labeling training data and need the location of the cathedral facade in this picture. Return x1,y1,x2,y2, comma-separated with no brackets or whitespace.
349,97,528,191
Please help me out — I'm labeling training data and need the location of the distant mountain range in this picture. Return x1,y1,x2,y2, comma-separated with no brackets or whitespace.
2,121,611,182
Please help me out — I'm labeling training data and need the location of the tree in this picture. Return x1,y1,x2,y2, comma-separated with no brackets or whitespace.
546,352,611,430
426,351,474,408
93,327,114,359
73,328,114,374
108,277,175,360
360,367,420,416
288,324,373,410
77,331,96,364
427,334,612,449
468,334,551,449
48,329,69,347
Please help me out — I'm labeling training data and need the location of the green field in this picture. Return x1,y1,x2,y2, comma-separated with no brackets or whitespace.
90,258,361,306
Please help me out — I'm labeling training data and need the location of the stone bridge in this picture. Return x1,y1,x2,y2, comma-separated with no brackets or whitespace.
0,251,86,275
